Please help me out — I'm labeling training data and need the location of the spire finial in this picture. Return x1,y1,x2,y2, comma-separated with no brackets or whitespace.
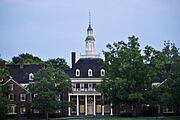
89,10,91,26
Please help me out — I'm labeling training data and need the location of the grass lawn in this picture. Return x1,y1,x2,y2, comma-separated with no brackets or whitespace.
27,116,180,120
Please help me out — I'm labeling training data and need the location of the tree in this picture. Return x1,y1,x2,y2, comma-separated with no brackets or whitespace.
10,53,43,64
45,58,70,73
0,59,9,80
0,85,10,120
143,41,179,114
97,36,148,116
28,66,71,120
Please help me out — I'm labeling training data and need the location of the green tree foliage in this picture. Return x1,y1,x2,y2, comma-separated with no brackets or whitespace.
10,53,43,64
97,36,180,115
28,66,71,120
97,36,149,115
45,58,70,73
0,85,10,120
0,59,9,80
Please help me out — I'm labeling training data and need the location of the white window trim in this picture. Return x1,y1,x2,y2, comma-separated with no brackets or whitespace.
20,94,26,101
101,69,105,76
29,73,34,81
88,83,93,91
80,83,84,91
8,105,16,114
20,106,26,114
72,83,76,91
88,69,93,76
9,94,14,101
10,84,13,91
76,69,80,77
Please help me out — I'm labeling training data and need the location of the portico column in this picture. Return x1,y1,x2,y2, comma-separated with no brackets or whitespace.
85,95,87,115
77,95,79,116
102,105,104,115
110,103,113,116
93,95,96,115
68,94,71,116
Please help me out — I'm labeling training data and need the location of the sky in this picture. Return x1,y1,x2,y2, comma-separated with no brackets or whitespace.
0,0,180,65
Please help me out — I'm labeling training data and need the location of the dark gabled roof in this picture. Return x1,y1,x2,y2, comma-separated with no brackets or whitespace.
68,58,103,78
7,64,43,83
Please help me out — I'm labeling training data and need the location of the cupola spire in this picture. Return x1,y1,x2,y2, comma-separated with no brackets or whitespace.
81,11,100,58
89,10,91,26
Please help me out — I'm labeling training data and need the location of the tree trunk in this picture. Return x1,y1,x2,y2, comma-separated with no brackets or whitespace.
46,112,49,120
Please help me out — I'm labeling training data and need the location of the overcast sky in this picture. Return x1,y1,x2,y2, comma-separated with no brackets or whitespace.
0,0,180,65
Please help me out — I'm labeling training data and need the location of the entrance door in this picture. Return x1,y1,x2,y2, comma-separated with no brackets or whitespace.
87,104,93,115
87,96,94,115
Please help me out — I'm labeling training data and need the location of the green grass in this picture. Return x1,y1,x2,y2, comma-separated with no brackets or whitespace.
28,116,180,120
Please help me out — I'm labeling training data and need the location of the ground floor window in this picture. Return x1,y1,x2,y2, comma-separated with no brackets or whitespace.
20,106,26,114
104,105,110,113
9,105,16,114
80,105,85,113
96,105,101,113
163,105,174,113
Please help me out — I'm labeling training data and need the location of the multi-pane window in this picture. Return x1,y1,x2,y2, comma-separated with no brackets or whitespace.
20,94,26,101
76,69,80,77
9,94,14,101
76,83,80,91
72,83,76,91
88,69,93,76
88,83,93,91
9,105,16,114
80,83,84,91
9,84,13,91
20,106,26,114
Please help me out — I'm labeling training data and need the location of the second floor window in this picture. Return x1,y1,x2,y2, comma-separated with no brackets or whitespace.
20,94,26,101
9,94,14,101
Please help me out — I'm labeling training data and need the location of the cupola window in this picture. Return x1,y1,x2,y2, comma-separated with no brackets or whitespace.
101,69,105,76
75,69,80,77
88,69,93,76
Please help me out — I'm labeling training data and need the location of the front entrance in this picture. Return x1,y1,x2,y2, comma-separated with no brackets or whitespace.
87,104,93,114
87,96,94,115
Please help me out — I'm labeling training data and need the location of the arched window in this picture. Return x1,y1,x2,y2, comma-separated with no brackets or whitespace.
88,69,93,76
101,69,105,76
76,69,80,77
29,73,34,80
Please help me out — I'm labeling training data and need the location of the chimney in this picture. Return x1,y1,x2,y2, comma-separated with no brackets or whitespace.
19,57,24,69
71,52,76,68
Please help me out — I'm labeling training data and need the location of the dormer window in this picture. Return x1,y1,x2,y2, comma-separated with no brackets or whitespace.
88,69,93,76
29,73,34,81
101,69,105,76
76,69,80,77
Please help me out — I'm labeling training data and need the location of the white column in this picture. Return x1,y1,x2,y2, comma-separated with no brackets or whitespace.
110,103,113,116
68,95,71,116
85,95,87,115
77,95,79,116
102,105,104,115
93,95,96,115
